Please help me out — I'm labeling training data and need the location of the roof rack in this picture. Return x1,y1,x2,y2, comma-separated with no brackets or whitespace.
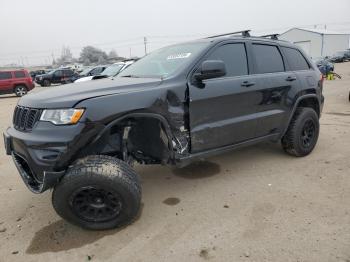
260,34,280,40
206,30,251,39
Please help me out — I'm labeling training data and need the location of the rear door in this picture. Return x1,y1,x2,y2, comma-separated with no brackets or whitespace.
250,42,298,137
0,72,13,93
52,70,63,83
280,46,318,96
189,42,261,153
63,69,74,81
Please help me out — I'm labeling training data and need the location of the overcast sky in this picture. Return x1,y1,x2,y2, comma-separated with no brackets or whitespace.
1,0,350,66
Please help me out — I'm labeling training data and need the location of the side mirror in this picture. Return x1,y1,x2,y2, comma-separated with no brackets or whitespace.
195,60,226,81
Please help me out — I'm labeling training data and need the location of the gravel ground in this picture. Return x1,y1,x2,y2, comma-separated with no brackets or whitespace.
0,63,349,262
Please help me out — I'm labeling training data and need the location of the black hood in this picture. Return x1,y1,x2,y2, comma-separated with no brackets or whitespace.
19,77,162,108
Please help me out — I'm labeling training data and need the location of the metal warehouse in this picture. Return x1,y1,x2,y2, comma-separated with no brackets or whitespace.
279,28,350,58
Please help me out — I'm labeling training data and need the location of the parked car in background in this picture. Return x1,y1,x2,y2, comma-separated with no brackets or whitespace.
74,60,135,83
76,66,108,79
344,49,350,60
313,57,334,75
29,70,46,81
0,69,35,96
329,51,348,63
35,68,78,86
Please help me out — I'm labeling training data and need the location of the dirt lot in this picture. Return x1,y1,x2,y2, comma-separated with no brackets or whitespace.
0,63,349,262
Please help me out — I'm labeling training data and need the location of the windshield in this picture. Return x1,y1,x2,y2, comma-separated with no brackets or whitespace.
101,64,124,77
119,42,209,78
79,67,92,76
335,51,345,56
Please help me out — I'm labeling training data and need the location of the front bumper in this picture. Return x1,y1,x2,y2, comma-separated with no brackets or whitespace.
35,78,44,85
3,122,97,193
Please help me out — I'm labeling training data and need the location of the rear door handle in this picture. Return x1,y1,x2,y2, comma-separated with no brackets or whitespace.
286,76,297,81
241,81,255,87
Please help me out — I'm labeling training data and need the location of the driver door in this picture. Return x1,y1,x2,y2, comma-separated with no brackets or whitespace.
189,42,259,153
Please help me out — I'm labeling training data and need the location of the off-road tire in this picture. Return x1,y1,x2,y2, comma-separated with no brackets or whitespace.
43,80,51,87
14,85,28,97
52,155,141,230
282,107,319,157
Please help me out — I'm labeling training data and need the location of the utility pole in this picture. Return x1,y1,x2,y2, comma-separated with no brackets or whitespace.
129,47,132,58
144,37,148,55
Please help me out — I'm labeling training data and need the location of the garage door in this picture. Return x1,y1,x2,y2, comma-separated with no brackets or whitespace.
294,41,311,56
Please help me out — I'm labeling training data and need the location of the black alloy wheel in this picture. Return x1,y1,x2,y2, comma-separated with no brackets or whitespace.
70,186,123,223
300,119,316,149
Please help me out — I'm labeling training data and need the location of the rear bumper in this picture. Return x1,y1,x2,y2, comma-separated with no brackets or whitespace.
29,82,35,90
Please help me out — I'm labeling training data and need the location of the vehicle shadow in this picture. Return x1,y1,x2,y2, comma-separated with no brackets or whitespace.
25,142,283,254
0,95,18,100
26,204,144,254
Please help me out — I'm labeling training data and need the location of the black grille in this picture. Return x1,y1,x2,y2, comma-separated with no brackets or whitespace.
13,106,41,131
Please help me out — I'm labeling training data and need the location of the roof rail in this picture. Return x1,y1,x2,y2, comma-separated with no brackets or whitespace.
260,34,280,40
206,30,251,39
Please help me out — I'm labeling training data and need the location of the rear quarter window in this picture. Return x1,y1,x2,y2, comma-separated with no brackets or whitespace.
14,71,26,78
0,72,12,80
281,47,310,71
252,44,284,74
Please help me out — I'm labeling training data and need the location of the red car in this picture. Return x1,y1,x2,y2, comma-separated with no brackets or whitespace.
0,69,35,97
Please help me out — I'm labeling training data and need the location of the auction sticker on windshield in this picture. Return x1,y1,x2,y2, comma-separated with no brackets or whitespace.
167,53,192,60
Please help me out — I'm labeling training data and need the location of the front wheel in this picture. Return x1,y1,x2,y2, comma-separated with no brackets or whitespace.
282,107,319,157
52,155,141,230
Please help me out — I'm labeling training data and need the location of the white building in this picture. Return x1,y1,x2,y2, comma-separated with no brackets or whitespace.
279,28,350,58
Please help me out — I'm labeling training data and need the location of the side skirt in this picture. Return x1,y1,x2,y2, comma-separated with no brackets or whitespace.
175,133,280,168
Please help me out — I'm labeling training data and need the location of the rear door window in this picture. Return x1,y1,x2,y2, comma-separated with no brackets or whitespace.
0,72,12,80
54,70,63,77
64,70,74,77
206,43,248,77
281,47,310,71
14,71,26,78
252,44,284,74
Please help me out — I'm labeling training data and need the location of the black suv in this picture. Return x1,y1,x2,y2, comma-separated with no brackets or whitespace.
35,68,77,86
3,31,324,230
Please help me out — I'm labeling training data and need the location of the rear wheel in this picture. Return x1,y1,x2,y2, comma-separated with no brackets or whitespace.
14,85,28,97
52,155,141,230
282,107,319,157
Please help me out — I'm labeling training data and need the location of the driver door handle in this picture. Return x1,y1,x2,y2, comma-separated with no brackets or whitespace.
286,76,297,81
241,81,255,87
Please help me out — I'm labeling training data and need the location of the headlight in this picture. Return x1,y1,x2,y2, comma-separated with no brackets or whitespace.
40,108,84,125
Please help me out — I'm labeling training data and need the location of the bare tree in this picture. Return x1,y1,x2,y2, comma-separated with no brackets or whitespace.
108,50,118,59
80,46,108,65
56,46,74,65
